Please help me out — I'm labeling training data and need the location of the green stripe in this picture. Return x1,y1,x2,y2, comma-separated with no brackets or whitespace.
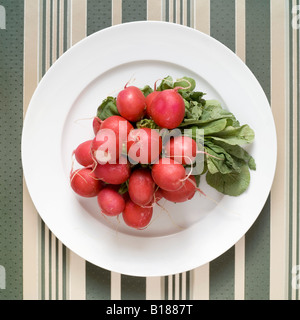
86,264,111,300
0,0,24,277
86,0,111,36
63,0,68,53
121,274,146,300
187,0,191,27
209,0,235,300
210,0,235,52
165,0,169,22
245,0,271,300
209,248,235,300
122,0,147,23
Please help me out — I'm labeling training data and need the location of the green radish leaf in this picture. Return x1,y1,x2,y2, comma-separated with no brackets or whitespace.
174,76,196,91
206,164,251,196
97,96,119,120
156,76,174,91
140,85,153,97
209,124,255,145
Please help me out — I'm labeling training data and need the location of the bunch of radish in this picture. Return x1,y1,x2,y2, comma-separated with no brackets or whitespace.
70,80,203,230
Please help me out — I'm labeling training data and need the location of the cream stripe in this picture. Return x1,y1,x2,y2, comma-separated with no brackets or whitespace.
169,0,174,22
111,272,121,300
58,240,63,299
168,274,173,299
234,0,245,301
146,276,164,300
57,1,65,300
52,0,57,62
190,0,210,301
174,273,180,299
181,272,186,300
66,0,87,300
51,233,56,299
193,0,210,34
59,0,64,56
45,0,50,71
70,0,86,46
235,0,245,61
67,250,85,300
175,0,180,24
182,0,187,26
50,0,58,300
23,0,41,300
270,0,289,300
292,0,298,301
147,0,163,21
112,0,122,26
44,0,52,300
190,263,209,300
44,225,50,300
234,237,245,300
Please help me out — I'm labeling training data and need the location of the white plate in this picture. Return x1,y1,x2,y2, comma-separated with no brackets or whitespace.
22,21,277,277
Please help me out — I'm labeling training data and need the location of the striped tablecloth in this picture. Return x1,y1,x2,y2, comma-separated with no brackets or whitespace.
0,0,299,300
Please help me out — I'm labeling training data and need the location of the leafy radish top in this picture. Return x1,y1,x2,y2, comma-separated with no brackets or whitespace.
95,75,256,197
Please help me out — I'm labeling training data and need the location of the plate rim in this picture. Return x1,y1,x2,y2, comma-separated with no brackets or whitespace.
21,21,277,277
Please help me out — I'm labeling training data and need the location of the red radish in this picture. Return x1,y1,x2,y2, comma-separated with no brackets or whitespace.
127,128,162,164
94,157,131,184
149,187,164,204
97,187,125,216
100,115,133,143
70,168,103,197
93,117,102,135
128,168,155,206
161,176,196,203
150,89,185,129
74,140,94,167
91,128,120,164
122,199,153,229
116,86,146,122
145,91,160,118
164,136,197,165
151,158,186,191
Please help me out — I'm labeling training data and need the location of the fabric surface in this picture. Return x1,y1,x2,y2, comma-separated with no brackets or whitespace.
0,0,299,300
